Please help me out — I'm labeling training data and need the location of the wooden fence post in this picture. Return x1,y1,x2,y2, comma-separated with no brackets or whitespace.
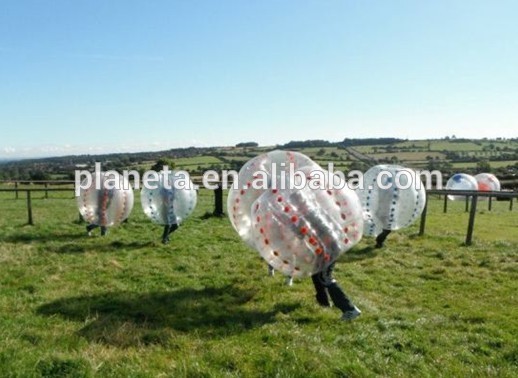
419,197,428,236
510,198,514,211
26,190,33,225
465,196,470,212
465,195,478,245
443,195,448,213
45,182,49,199
488,196,492,211
15,181,19,199
214,182,224,216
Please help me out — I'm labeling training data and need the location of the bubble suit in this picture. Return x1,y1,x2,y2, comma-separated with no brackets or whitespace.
356,165,426,237
474,173,500,192
228,150,320,247
445,173,478,201
141,171,197,225
77,171,134,228
228,151,364,277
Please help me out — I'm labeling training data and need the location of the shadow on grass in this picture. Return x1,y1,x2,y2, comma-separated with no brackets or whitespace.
342,246,379,262
4,231,155,253
37,285,300,346
44,240,156,254
3,231,86,244
199,211,226,220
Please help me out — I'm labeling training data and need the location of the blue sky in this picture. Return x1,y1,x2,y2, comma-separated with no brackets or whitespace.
1,0,517,158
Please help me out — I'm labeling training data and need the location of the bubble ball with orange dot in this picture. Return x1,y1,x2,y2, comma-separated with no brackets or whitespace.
141,170,197,225
356,164,426,236
227,150,364,278
77,171,134,229
474,173,500,192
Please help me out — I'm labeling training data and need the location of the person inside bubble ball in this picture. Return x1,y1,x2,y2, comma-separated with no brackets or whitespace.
86,187,115,236
311,262,361,321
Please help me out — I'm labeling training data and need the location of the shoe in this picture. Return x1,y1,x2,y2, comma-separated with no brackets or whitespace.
341,306,361,321
285,276,293,286
86,224,95,236
268,265,275,276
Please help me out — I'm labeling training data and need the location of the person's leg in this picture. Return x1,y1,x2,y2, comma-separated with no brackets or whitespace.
375,229,392,248
268,264,275,276
100,226,107,236
86,224,98,236
320,263,356,313
168,223,179,236
162,225,171,244
312,273,331,307
162,223,179,244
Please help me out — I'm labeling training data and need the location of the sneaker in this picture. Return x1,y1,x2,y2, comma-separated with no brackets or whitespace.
268,265,275,276
285,276,293,286
341,306,361,321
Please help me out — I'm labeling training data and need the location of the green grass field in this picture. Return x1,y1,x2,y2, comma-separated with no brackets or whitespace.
0,190,517,377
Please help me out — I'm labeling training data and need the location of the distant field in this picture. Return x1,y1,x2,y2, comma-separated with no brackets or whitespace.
427,141,484,151
370,151,446,161
451,160,518,169
173,156,222,167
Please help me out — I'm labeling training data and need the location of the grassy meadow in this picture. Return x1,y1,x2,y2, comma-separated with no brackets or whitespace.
0,188,517,377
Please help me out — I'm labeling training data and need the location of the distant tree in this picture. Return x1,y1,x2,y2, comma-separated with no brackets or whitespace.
29,170,50,181
316,148,326,156
151,158,176,172
476,159,491,172
347,160,369,172
236,142,259,148
340,138,404,147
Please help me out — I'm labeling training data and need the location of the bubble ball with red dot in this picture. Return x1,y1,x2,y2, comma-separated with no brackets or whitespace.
356,164,426,237
227,150,320,248
141,171,197,226
474,173,500,193
228,151,364,278
77,171,134,228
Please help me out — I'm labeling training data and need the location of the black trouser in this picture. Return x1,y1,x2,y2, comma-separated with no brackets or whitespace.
311,263,354,312
162,223,179,243
376,229,392,247
86,224,107,236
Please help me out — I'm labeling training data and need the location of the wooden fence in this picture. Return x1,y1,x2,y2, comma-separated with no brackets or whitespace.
0,179,224,225
1,181,517,245
419,189,518,245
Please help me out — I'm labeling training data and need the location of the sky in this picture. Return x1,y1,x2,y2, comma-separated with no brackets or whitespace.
1,0,517,159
